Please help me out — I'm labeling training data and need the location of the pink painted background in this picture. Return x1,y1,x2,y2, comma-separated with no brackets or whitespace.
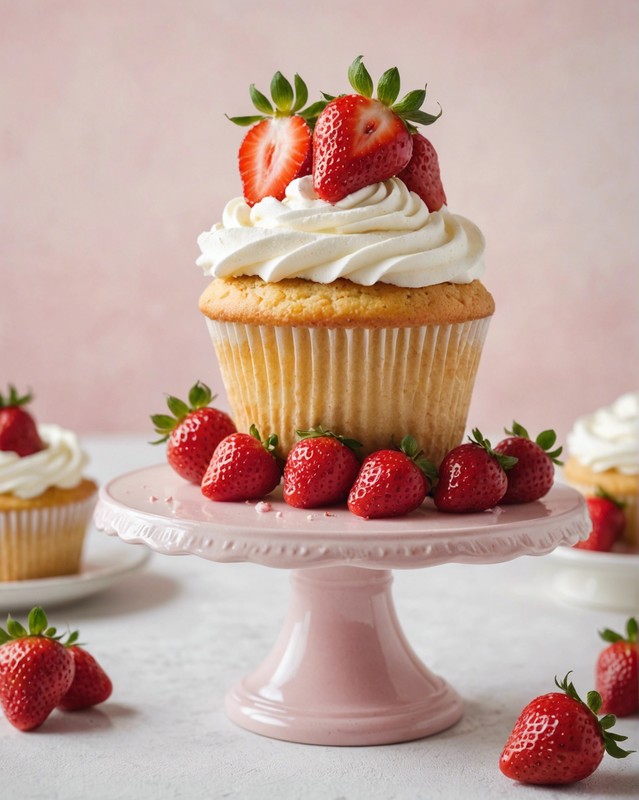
1,1,638,448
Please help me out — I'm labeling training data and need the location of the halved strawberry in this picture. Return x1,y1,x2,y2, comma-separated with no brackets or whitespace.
313,56,442,203
228,71,327,206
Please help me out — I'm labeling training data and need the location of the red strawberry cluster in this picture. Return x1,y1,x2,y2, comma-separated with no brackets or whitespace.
0,607,112,732
228,56,446,211
0,386,45,458
152,386,564,519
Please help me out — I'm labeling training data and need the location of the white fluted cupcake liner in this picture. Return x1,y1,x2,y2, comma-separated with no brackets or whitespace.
0,493,97,581
206,318,491,465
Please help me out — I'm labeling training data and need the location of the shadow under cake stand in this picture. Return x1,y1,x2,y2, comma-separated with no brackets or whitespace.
94,464,590,747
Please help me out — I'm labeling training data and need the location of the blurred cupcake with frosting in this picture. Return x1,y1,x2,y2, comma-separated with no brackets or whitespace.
564,392,638,549
0,386,97,581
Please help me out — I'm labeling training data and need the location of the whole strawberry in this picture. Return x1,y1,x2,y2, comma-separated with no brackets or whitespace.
0,607,75,731
348,435,437,519
596,618,638,717
58,646,113,711
313,56,442,202
201,425,282,502
228,71,327,206
151,380,236,485
0,385,45,457
283,428,361,509
397,133,447,211
575,489,626,552
433,429,517,513
500,673,634,785
494,422,563,504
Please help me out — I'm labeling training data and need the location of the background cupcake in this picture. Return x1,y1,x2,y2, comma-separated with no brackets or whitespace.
0,387,97,581
564,392,638,548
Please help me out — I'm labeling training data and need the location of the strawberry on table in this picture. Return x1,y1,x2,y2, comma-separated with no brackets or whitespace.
575,488,626,552
151,380,236,485
313,55,442,203
348,435,437,519
201,425,282,502
499,672,634,785
0,607,76,731
494,421,563,504
397,132,447,212
433,429,517,513
596,617,638,718
0,385,45,457
228,71,327,206
58,646,113,711
283,428,361,509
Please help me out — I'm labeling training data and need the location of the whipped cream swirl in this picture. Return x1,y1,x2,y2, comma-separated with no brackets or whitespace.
567,392,638,475
197,176,485,287
0,424,89,499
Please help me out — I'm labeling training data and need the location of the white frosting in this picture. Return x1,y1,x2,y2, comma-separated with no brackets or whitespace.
0,424,89,499
196,176,485,288
567,392,638,475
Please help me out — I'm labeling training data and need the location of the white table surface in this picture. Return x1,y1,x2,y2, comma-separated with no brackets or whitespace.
1,435,637,800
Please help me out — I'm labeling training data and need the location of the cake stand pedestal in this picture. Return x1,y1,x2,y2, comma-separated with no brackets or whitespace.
94,465,590,746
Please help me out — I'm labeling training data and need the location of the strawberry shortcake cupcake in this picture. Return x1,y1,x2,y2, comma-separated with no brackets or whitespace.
0,387,97,581
564,392,638,548
197,58,494,464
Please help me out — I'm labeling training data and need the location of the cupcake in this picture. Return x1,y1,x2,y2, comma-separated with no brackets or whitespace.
564,392,638,548
196,60,494,464
0,387,97,581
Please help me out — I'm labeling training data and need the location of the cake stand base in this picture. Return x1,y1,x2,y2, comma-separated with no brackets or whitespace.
225,566,463,746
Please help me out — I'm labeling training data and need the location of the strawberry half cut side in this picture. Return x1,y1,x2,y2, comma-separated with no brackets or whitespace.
227,71,327,206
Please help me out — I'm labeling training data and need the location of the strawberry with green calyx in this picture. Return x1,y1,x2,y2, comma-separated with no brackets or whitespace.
433,429,517,513
151,380,236,485
0,607,77,731
348,435,437,519
201,424,282,502
596,617,638,717
283,427,362,509
313,55,442,203
494,421,563,504
500,672,634,785
575,487,626,552
228,71,327,207
0,385,45,457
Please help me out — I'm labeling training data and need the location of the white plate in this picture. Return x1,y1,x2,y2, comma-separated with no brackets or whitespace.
0,530,151,611
547,545,639,612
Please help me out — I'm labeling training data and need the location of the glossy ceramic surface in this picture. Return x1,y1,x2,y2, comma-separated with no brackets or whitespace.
548,545,639,612
94,465,590,745
95,465,590,570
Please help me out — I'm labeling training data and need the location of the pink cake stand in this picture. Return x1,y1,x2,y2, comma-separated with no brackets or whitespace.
94,464,590,747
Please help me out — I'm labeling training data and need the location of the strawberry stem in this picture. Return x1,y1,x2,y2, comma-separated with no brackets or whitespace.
554,672,635,759
469,428,518,471
295,426,362,453
0,606,79,646
0,385,34,409
150,380,216,444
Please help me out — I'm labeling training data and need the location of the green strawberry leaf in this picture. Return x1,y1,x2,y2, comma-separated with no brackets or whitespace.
392,88,426,115
226,114,267,127
377,66,400,106
28,606,48,636
249,84,274,116
348,55,374,98
292,74,308,113
270,72,294,114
